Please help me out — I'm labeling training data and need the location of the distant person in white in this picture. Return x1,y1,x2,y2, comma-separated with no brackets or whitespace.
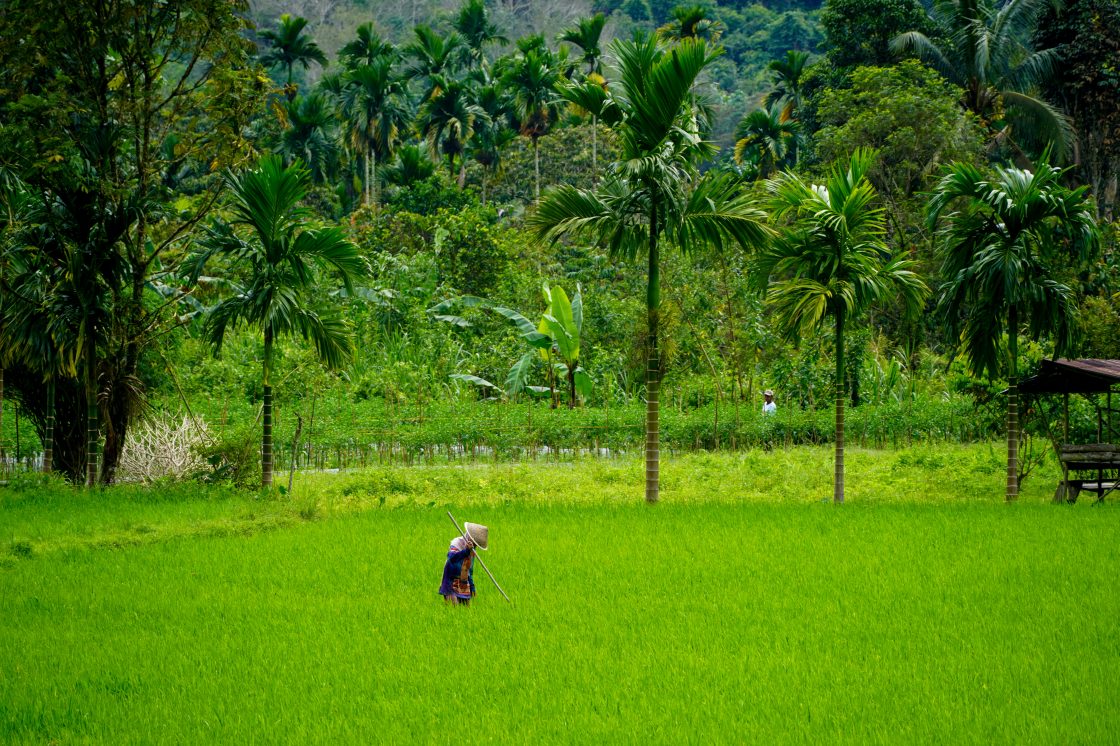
762,389,777,414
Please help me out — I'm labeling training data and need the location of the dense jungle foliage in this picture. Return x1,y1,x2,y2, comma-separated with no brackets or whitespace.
0,0,1117,498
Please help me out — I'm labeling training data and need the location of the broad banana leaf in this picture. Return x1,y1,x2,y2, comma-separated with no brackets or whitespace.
450,373,500,390
543,313,577,362
506,350,537,398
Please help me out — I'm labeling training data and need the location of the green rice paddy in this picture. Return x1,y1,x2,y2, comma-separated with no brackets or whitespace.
2,446,1118,743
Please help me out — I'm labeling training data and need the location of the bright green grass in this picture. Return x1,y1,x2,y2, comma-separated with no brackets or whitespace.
2,501,1119,743
0,443,1060,558
2,446,1116,743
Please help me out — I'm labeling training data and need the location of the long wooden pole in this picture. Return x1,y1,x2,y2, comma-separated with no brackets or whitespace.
447,511,511,603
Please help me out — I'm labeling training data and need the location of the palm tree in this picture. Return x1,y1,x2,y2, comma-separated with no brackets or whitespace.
657,5,724,43
419,78,483,188
469,82,516,204
533,35,771,503
382,144,437,188
503,42,564,201
560,13,607,76
454,0,508,71
890,0,1071,158
338,23,395,70
259,14,328,100
764,50,809,120
560,14,608,175
733,104,799,178
758,148,928,503
927,155,1099,500
278,93,339,183
186,156,366,489
404,25,467,102
341,59,411,208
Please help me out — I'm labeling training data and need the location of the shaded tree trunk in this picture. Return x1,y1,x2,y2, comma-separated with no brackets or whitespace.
591,116,597,183
1007,305,1019,501
263,328,274,489
43,378,54,474
84,331,98,488
567,365,576,409
533,136,541,202
834,309,845,504
646,200,660,504
0,366,4,464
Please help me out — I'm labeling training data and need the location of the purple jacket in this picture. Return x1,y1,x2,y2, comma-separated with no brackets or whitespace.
438,537,475,598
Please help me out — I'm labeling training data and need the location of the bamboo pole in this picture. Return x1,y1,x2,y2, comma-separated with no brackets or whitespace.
446,511,510,603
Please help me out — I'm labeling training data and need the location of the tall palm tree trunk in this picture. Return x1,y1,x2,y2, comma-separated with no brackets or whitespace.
0,366,4,465
1006,305,1019,501
84,336,98,488
645,201,660,504
591,116,597,182
262,329,274,489
42,378,54,473
370,148,380,211
834,309,845,504
533,137,541,202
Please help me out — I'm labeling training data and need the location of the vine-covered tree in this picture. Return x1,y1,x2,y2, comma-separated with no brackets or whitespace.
0,0,261,484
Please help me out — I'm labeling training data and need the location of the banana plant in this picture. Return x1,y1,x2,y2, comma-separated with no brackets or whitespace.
430,282,591,407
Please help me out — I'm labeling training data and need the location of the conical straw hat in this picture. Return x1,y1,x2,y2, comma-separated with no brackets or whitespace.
464,522,489,550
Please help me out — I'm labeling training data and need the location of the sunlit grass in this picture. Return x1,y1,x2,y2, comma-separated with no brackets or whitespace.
1,497,1118,743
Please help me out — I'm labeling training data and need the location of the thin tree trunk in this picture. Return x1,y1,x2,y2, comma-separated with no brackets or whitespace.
0,366,4,464
1007,305,1019,501
372,148,381,212
834,309,845,504
568,365,576,409
646,200,660,504
43,378,55,474
533,137,540,202
481,170,488,205
591,116,597,183
262,329,274,489
85,332,98,488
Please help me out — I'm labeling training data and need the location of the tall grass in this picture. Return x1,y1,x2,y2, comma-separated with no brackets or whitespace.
1,497,1117,743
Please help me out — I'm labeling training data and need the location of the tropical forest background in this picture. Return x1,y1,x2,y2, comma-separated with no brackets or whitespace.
0,0,1117,496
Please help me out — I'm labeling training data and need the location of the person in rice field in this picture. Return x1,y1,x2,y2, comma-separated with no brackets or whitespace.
439,522,488,606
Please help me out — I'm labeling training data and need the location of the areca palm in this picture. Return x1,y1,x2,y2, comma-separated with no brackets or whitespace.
469,82,516,204
338,23,395,70
890,0,1071,157
454,0,507,71
404,25,467,102
657,5,724,43
758,148,928,503
503,42,564,201
733,104,799,178
278,93,338,182
927,156,1099,500
419,78,483,187
260,14,328,100
533,35,770,503
341,59,411,208
187,156,366,489
764,50,809,121
560,14,608,175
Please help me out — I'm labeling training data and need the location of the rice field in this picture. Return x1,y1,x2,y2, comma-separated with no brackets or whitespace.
2,448,1119,743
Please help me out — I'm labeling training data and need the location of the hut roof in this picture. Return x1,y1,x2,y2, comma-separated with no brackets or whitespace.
1020,359,1120,395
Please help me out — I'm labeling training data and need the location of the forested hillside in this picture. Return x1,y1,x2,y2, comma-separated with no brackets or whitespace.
1,0,1117,503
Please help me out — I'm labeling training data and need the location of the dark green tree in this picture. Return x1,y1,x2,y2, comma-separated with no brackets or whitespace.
533,35,771,503
187,157,366,489
758,149,928,503
927,156,1100,500
260,14,328,100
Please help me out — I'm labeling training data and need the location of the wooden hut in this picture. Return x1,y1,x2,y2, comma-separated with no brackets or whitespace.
1020,359,1120,502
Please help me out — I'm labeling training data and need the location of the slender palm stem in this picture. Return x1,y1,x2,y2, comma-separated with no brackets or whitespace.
262,328,274,489
85,334,98,488
0,366,4,465
43,377,54,473
1007,305,1019,501
533,137,541,202
646,199,660,504
834,308,846,504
